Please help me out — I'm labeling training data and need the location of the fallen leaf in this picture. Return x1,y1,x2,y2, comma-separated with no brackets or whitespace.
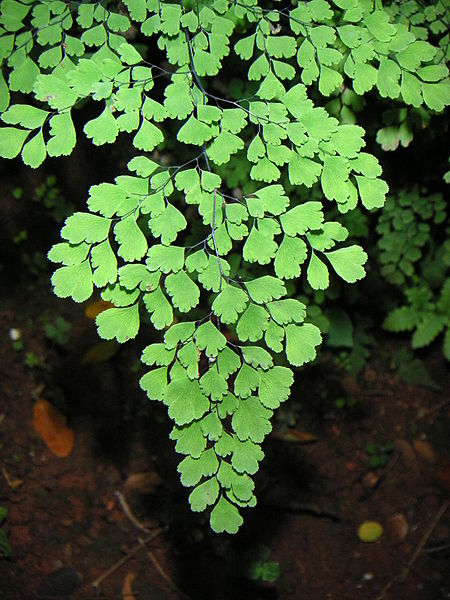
271,429,319,443
84,299,114,320
413,439,436,464
33,399,74,458
81,340,119,365
124,472,161,495
357,520,383,543
386,513,408,544
122,572,136,600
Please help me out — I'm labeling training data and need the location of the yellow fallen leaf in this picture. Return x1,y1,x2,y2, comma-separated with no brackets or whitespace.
81,341,119,365
33,399,74,458
84,299,114,320
358,520,383,543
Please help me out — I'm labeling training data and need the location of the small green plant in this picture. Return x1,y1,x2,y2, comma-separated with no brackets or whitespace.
0,507,11,558
44,316,71,347
247,545,280,583
25,351,42,368
335,395,356,410
365,441,394,468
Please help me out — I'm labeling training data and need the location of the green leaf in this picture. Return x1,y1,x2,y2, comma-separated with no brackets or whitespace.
148,203,187,244
140,366,168,401
170,421,206,458
245,277,286,304
117,42,143,65
197,255,230,292
355,176,388,209
21,130,46,168
307,252,329,290
165,270,200,312
141,343,175,367
133,118,164,151
200,367,228,401
51,261,93,303
114,216,148,261
235,34,255,60
280,202,324,236
325,245,367,282
165,377,210,425
243,226,277,264
207,131,244,165
319,65,343,96
231,439,264,475
274,235,308,279
123,0,147,22
234,363,260,397
288,153,322,187
10,58,40,94
46,112,76,157
0,127,29,158
48,242,90,266
236,303,269,342
321,156,351,203
189,477,220,512
377,58,401,99
265,321,285,353
177,116,214,145
212,284,249,324
285,323,322,367
217,347,241,378
267,299,306,326
147,244,184,274
96,303,140,343
232,396,272,443
143,287,173,329
91,240,118,287
178,448,219,487
84,106,118,146
258,366,294,409
194,321,227,357
363,11,396,42
61,212,110,244
241,347,273,370
210,496,243,534
412,315,446,349
2,104,48,129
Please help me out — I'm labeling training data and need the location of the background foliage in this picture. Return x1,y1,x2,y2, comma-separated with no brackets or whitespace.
1,0,449,533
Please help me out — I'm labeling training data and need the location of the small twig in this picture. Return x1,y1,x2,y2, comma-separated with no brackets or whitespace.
91,530,163,590
400,499,449,582
147,550,191,599
421,542,450,555
376,500,449,599
114,490,150,533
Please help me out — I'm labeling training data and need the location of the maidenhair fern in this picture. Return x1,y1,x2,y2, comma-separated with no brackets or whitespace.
1,0,449,534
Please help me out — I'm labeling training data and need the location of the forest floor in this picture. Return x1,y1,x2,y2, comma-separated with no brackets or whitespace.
0,163,449,600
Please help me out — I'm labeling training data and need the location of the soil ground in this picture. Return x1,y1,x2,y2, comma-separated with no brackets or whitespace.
0,162,449,600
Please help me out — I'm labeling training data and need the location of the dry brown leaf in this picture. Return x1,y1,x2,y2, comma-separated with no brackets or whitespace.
84,299,114,320
124,472,161,495
122,572,136,600
33,399,74,458
272,429,319,443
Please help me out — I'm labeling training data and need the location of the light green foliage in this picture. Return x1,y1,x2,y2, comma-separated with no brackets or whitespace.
1,0,448,534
